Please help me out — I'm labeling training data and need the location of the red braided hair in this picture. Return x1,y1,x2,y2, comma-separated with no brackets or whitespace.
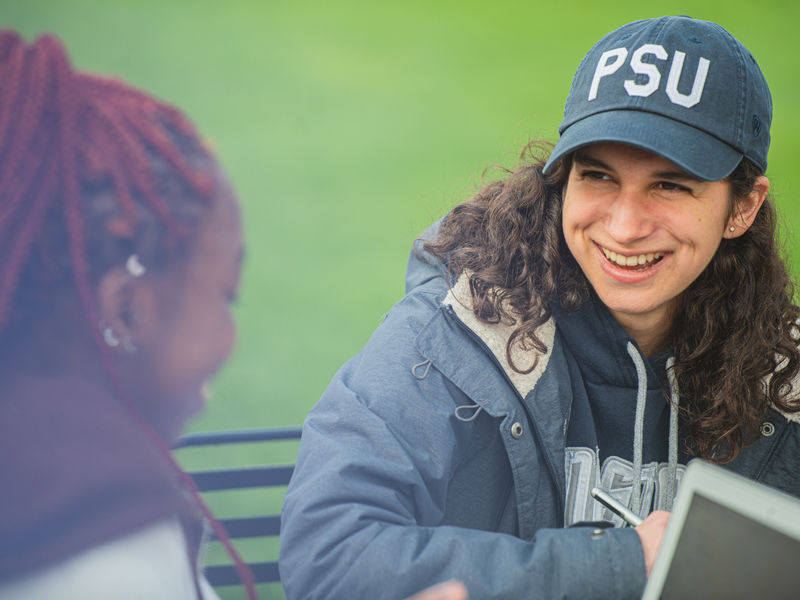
0,31,257,599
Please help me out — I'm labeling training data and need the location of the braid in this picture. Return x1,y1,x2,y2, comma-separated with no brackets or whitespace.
0,35,25,158
0,38,48,236
0,31,257,599
0,30,212,326
0,145,59,327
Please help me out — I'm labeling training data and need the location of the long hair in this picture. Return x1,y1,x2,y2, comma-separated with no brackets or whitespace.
425,141,800,463
0,31,257,598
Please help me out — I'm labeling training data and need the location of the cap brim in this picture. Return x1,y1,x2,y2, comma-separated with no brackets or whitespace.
542,110,743,181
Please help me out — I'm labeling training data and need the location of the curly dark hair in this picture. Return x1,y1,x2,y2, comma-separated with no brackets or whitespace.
424,141,800,463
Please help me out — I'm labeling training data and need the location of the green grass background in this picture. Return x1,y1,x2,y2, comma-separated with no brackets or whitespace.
4,1,799,597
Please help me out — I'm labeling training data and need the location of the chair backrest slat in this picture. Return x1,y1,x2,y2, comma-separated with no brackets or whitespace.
175,427,303,447
174,426,302,587
215,515,281,539
190,465,295,491
204,562,280,587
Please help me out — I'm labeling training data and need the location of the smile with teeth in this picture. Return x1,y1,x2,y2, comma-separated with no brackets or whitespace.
601,246,665,270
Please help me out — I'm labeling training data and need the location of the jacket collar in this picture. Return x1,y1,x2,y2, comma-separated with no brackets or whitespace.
445,276,556,399
415,275,556,417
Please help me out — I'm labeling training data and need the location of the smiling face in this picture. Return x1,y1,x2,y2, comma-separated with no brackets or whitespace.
561,143,738,353
127,174,244,439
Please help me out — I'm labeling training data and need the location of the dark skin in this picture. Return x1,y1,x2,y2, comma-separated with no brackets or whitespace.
103,184,243,440
0,172,243,443
1,175,466,600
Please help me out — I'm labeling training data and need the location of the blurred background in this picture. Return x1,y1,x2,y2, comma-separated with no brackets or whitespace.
4,1,799,597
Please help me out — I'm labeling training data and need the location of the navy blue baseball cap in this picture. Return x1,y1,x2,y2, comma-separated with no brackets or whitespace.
543,16,772,181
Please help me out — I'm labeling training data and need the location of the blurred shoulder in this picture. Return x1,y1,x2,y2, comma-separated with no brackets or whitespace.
0,518,215,600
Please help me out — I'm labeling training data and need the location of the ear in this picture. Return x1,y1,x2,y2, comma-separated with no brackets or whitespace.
96,267,159,350
724,175,769,239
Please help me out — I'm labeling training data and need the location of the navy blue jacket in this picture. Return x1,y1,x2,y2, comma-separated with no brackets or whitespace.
279,225,800,599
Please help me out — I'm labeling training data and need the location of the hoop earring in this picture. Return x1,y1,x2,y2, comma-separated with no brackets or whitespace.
102,324,120,347
126,254,146,277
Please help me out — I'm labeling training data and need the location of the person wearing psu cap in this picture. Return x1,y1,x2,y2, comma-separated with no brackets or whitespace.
280,16,800,600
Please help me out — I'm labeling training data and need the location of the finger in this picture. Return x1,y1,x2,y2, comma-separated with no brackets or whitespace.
406,579,469,600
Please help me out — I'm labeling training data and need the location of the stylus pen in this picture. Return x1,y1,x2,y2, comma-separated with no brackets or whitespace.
590,487,644,527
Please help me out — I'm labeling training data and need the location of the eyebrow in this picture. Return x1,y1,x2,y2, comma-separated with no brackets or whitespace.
573,152,702,183
573,153,611,170
651,169,702,183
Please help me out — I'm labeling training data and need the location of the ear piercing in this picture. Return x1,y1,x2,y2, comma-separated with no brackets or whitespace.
729,226,735,232
100,322,137,353
103,324,120,347
126,254,146,277
98,255,146,352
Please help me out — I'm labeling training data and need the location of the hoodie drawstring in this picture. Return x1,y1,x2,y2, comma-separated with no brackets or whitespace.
626,342,648,515
664,356,680,511
625,343,680,518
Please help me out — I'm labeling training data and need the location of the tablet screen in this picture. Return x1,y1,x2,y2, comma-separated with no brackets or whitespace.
659,492,800,599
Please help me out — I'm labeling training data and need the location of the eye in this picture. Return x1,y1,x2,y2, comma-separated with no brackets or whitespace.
655,181,692,193
581,169,614,182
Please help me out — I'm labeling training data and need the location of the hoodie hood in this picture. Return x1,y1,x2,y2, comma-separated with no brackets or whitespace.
552,294,683,520
551,293,671,391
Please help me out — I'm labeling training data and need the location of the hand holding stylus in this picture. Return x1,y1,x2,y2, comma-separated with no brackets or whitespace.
590,487,670,576
635,511,670,576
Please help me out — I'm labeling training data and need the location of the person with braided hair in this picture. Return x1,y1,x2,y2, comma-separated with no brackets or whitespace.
0,31,255,599
0,29,473,600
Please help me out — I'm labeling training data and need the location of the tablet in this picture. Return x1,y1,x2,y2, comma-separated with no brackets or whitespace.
642,459,800,600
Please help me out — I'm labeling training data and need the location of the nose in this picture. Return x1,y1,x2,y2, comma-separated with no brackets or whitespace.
604,188,657,244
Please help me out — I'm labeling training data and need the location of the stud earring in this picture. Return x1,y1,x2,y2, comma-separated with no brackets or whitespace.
729,226,735,232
